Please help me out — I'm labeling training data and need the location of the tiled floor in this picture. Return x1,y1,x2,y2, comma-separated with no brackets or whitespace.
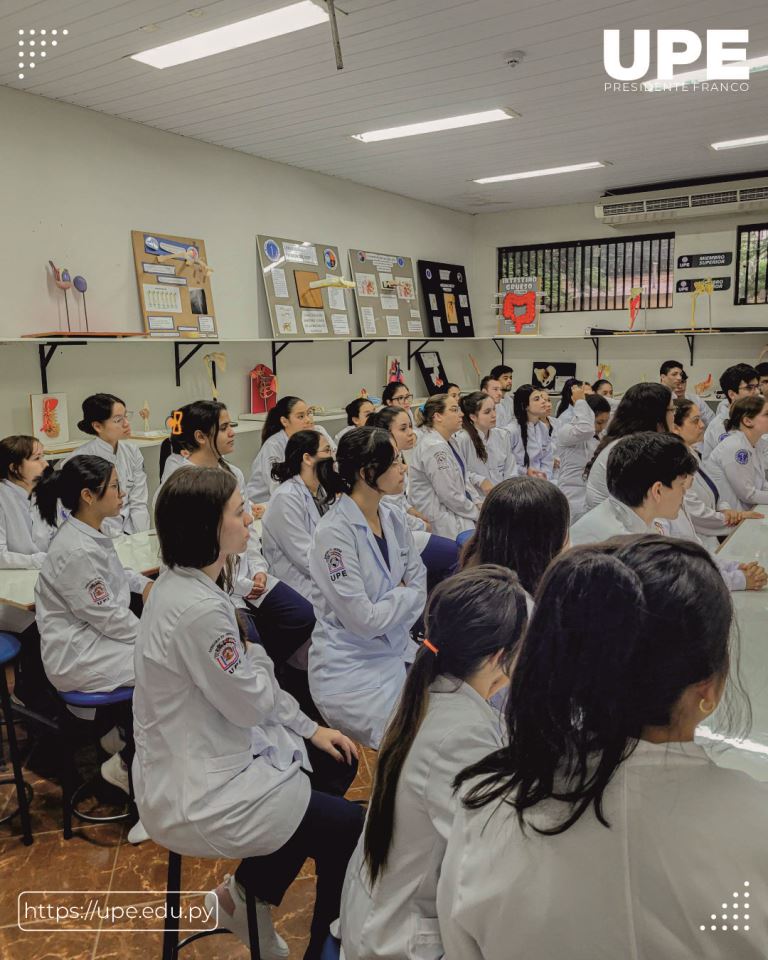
0,715,375,959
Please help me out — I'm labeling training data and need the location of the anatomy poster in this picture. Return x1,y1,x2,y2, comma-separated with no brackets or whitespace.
131,231,218,338
257,235,351,339
349,249,424,338
417,260,475,338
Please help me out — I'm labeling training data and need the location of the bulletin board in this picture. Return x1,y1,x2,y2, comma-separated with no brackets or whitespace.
417,260,474,337
348,249,425,338
131,231,218,339
257,235,351,339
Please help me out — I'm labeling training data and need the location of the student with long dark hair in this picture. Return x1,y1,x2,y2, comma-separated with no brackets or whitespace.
503,384,554,479
381,381,415,422
247,395,335,503
63,393,150,535
584,381,674,507
308,428,427,749
705,395,768,511
133,467,363,959
339,566,528,960
555,378,590,420
335,397,374,445
461,477,570,601
556,393,611,520
454,391,517,496
439,536,767,960
592,378,613,397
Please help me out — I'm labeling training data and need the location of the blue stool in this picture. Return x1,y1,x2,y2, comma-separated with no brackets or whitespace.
0,632,33,845
57,686,135,840
321,934,342,959
456,529,473,549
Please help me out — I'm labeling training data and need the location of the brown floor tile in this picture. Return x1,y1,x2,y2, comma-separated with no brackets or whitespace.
0,925,98,959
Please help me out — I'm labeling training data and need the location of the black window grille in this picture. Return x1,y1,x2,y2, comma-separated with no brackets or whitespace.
735,222,768,304
498,232,675,312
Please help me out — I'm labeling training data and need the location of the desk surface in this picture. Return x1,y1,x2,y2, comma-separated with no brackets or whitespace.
0,530,160,611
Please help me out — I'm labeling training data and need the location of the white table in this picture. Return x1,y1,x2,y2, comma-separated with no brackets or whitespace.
0,530,160,612
698,517,768,781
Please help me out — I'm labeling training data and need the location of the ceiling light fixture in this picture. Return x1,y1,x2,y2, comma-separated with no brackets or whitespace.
131,0,328,69
473,161,606,184
352,109,516,143
710,133,768,151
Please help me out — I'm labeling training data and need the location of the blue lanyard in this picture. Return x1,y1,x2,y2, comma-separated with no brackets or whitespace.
698,466,720,504
447,442,473,501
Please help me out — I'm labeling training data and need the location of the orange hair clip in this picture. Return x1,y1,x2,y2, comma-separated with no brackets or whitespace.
166,410,184,435
422,639,439,655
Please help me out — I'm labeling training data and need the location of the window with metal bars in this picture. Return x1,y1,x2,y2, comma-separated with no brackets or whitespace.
735,222,768,304
497,232,675,313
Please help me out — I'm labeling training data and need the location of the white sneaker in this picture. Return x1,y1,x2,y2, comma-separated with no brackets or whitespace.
127,819,150,844
100,752,130,795
100,726,126,755
205,874,289,958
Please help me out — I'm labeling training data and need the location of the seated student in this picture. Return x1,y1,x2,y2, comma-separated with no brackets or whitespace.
132,466,362,959
158,401,315,671
335,397,374,445
705,395,768,512
592,378,613,397
308,428,427,750
339,566,528,960
490,363,514,418
584,382,674,508
440,536,768,960
572,432,696,545
556,393,611,521
367,408,459,594
34,455,152,797
408,395,481,539
454,392,517,496
480,375,511,429
502,385,554,480
460,477,570,605
756,361,768,398
381,381,416,426
555,379,591,425
443,383,461,402
702,363,760,458
62,394,150,536
247,396,336,503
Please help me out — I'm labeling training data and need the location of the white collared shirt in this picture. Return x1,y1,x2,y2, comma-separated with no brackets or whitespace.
0,479,54,569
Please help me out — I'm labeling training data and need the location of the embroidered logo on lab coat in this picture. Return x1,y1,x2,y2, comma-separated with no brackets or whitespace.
324,547,347,581
735,449,750,465
87,578,110,605
434,451,450,470
210,635,240,673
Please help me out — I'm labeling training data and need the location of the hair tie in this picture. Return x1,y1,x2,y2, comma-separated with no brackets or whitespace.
419,403,426,414
422,639,439,655
166,410,184,435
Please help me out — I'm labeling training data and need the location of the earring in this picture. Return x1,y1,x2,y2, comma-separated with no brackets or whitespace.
699,698,714,714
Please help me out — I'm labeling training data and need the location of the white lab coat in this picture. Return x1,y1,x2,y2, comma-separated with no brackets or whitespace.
340,677,504,960
62,437,150,536
687,392,714,426
383,472,431,553
584,438,620,508
665,505,746,591
503,419,554,479
494,399,513,430
335,424,354,445
702,416,731,459
34,516,149,692
556,399,599,521
453,427,518,494
408,429,480,539
308,495,427,749
262,475,324,598
0,479,53,569
683,466,733,551
704,432,768,511
570,496,657,545
132,565,317,859
247,425,336,503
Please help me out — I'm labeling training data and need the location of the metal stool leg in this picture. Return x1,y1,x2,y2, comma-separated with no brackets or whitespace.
162,850,182,960
245,893,262,960
0,666,33,845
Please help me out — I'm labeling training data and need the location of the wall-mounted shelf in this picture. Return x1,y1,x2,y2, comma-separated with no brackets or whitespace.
585,327,768,365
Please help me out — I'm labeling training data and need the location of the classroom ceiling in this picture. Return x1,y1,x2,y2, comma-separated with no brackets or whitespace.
4,0,768,213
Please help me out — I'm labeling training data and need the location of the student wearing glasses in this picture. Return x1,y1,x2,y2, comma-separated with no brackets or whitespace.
62,393,150,536
381,382,415,426
701,364,761,458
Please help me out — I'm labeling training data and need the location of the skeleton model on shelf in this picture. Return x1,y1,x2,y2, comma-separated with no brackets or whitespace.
627,286,648,332
690,279,714,332
156,244,213,285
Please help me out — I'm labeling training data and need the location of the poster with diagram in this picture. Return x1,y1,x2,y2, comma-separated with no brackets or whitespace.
131,231,218,339
257,235,351,339
349,248,425,338
417,260,475,338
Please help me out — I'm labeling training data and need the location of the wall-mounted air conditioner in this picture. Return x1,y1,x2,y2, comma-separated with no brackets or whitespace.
595,176,768,225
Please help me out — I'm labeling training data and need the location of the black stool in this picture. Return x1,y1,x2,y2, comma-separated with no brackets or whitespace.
0,632,33,846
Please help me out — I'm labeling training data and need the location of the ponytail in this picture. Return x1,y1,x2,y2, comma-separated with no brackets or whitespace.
512,385,535,468
725,395,767,432
321,427,396,505
34,454,113,526
556,379,584,418
77,393,124,435
459,392,490,463
584,382,671,478
262,396,302,443
271,429,322,484
416,394,449,430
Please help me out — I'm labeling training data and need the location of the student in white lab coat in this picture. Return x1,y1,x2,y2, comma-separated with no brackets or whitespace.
702,363,761,458
381,381,416,427
34,455,152,796
556,393,611,521
584,382,674,508
756,361,768,398
480,375,511,430
339,565,528,960
490,364,515,424
592,377,613,398
335,397,375,446
367,408,459,594
133,466,363,959
460,476,570,604
247,396,336,504
63,393,150,536
440,535,768,960
308,428,427,750
705,395,768,511
454,392,518,496
408,395,481,539
503,385,555,479
554,378,590,426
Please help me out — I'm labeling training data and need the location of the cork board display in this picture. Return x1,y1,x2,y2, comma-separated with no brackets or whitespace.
417,260,475,337
257,235,351,339
131,231,218,339
348,249,425,338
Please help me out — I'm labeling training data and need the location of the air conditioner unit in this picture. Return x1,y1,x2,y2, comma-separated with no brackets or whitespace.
595,176,768,225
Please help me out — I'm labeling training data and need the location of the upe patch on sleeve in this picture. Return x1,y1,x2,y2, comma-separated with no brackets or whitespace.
434,451,450,470
324,547,347,582
86,578,110,605
209,635,241,673
735,449,750,465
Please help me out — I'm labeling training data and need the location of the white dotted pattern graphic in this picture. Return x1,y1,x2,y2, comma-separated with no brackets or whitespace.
700,882,753,933
16,27,67,78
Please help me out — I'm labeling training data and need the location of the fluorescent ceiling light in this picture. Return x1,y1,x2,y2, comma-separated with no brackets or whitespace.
473,161,606,184
131,1,328,69
642,53,768,90
711,133,768,151
352,109,515,143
